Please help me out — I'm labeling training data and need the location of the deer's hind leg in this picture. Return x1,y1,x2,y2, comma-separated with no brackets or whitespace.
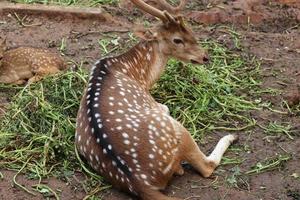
174,121,238,177
0,70,21,84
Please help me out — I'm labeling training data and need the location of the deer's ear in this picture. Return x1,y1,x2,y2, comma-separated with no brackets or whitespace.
133,27,157,41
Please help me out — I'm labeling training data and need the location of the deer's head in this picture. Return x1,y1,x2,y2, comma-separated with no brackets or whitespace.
131,0,209,64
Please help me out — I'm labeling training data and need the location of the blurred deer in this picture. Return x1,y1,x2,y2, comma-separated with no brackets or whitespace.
76,0,237,199
0,39,66,84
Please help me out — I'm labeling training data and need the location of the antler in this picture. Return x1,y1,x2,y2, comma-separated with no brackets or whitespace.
156,0,188,15
130,0,168,22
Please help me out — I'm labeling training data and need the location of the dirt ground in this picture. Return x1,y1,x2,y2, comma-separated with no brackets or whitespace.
0,0,300,199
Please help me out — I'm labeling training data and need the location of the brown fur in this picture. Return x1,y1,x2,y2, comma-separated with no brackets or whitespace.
0,40,67,84
75,1,237,200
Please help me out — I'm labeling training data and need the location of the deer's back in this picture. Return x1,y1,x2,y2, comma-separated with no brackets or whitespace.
76,59,180,192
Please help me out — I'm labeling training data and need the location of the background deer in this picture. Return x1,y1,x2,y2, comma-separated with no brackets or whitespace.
75,0,238,199
0,38,66,84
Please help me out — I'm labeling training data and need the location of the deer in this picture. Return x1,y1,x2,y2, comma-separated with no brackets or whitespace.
0,38,66,84
75,0,238,199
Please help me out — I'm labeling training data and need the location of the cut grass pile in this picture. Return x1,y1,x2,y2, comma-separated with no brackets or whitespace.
0,40,260,197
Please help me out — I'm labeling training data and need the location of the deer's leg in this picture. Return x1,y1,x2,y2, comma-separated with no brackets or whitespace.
174,163,184,176
29,65,61,84
27,75,43,84
34,64,60,77
13,79,27,85
0,74,24,84
177,125,238,177
0,72,20,84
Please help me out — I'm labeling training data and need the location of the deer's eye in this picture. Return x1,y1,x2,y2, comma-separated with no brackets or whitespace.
173,38,184,45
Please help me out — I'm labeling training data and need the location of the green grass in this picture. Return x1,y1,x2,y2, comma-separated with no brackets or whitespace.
0,40,260,198
9,0,119,6
260,121,294,140
245,154,291,175
152,41,260,140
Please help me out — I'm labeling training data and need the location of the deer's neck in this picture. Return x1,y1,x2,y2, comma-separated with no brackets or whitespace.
108,40,168,90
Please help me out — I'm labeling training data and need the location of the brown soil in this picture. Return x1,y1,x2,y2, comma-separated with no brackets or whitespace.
0,0,299,200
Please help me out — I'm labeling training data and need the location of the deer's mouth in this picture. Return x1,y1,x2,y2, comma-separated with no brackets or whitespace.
190,55,209,65
190,59,200,64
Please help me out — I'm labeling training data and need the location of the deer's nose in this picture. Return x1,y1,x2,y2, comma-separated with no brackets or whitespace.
203,54,209,63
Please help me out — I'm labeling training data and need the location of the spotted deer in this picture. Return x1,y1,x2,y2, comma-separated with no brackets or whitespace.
0,39,66,84
75,0,238,199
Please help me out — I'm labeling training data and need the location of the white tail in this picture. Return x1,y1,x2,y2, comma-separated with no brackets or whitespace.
75,0,237,199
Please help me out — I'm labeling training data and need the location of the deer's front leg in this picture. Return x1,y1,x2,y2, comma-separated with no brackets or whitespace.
27,75,43,84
